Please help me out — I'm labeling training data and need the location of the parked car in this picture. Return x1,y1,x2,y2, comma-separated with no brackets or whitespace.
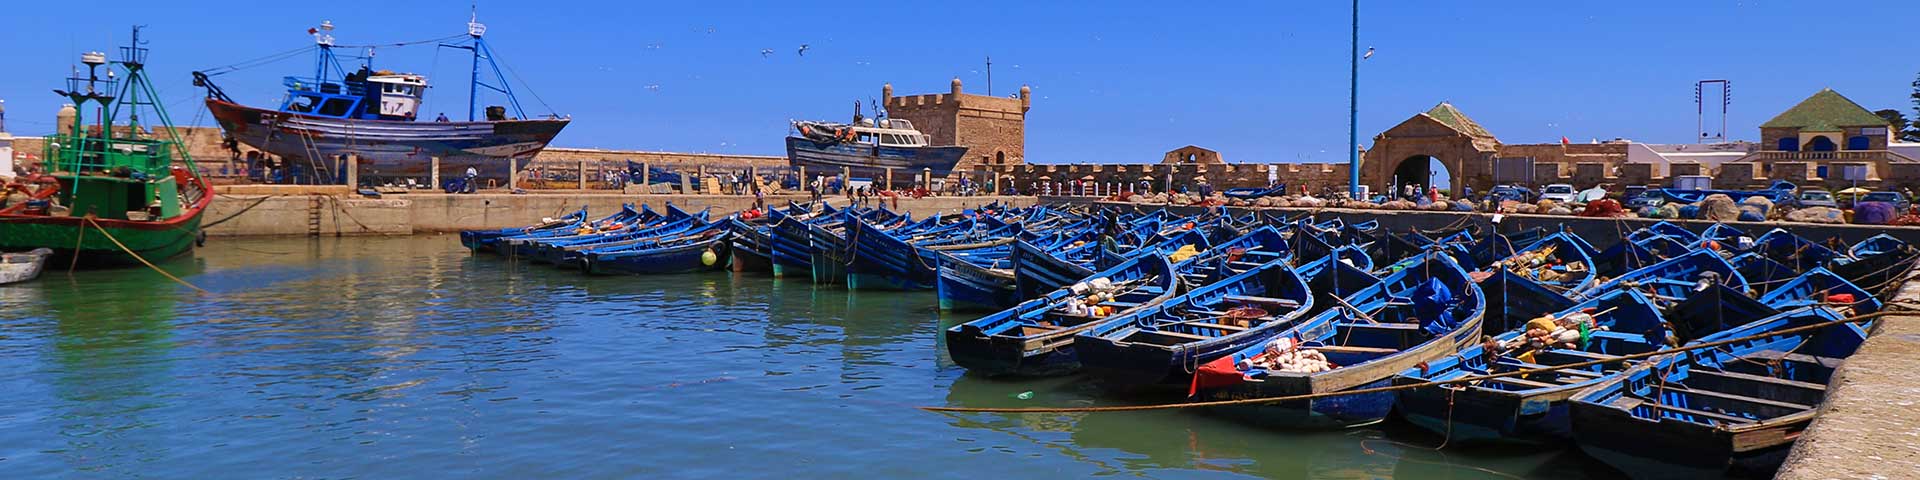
1859,191,1910,212
1795,189,1839,209
1619,185,1648,201
1625,191,1666,209
1484,185,1535,204
1539,184,1578,204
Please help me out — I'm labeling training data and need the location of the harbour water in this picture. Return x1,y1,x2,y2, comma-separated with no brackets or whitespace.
1,236,1627,478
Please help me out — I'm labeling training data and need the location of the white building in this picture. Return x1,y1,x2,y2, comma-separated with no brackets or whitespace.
1624,141,1757,177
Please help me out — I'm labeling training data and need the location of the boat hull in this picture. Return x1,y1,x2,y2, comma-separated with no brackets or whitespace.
935,262,1018,311
207,99,568,184
784,137,968,177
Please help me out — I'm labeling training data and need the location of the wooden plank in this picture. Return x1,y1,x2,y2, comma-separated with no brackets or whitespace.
1312,345,1399,355
1150,330,1211,341
1185,322,1248,332
1487,376,1558,389
1222,295,1302,308
1676,386,1814,412
1646,401,1755,425
1688,369,1827,393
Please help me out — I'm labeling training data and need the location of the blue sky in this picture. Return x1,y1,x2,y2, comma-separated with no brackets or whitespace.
1,1,1913,165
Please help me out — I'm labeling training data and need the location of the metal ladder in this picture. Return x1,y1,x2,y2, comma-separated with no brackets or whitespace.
306,194,323,237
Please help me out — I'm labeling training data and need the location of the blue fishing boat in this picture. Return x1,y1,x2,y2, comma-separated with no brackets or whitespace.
810,208,914,285
1193,250,1483,429
767,204,834,278
1627,221,1700,245
1391,288,1666,444
500,204,654,258
1480,232,1597,333
1698,223,1746,246
540,208,705,267
461,207,585,252
581,220,732,275
1833,233,1914,290
1010,237,1100,301
936,219,1093,311
1758,267,1880,315
845,215,996,291
1569,307,1868,479
198,17,568,185
1729,252,1799,296
1746,228,1846,273
1579,249,1749,303
945,256,1181,377
1073,258,1315,389
1594,232,1689,277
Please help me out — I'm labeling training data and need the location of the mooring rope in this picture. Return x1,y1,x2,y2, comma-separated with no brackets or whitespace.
86,217,210,294
918,309,1900,413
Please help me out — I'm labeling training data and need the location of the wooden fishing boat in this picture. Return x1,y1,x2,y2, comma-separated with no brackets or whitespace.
1073,257,1315,389
1626,221,1700,245
1832,234,1914,290
767,204,834,278
462,206,585,252
727,218,774,273
1758,267,1880,316
1745,228,1846,273
1194,250,1483,429
1664,282,1780,342
0,248,54,285
1569,307,1868,479
845,215,994,290
1392,288,1666,444
936,220,1093,311
581,220,732,275
1479,232,1597,333
809,208,913,285
1698,223,1746,246
945,255,1181,377
546,211,705,267
1729,252,1798,296
500,204,654,258
1010,237,1099,301
1579,249,1749,303
519,205,689,265
1594,233,1689,277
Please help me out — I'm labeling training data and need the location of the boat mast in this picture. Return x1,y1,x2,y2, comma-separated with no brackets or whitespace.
447,10,527,122
313,21,338,87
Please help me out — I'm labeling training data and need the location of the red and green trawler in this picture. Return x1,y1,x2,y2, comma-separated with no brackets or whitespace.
0,28,210,267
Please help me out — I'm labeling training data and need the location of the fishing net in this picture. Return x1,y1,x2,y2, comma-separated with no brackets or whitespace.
1854,202,1898,225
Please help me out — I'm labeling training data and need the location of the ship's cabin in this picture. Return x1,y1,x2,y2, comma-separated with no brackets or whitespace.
852,118,932,147
278,67,430,121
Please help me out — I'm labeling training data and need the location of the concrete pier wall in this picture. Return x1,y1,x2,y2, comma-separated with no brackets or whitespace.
201,193,1036,236
1775,274,1920,479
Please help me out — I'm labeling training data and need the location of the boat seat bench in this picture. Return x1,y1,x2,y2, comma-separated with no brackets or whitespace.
1223,295,1302,308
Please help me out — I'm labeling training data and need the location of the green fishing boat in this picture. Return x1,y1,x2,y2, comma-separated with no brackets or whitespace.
0,27,210,267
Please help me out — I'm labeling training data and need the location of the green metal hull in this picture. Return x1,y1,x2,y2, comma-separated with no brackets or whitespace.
0,213,203,267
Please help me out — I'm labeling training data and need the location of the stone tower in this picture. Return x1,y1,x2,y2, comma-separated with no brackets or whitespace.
882,79,1030,175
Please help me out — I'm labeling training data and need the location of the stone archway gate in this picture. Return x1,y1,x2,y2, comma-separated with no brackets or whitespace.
1361,103,1501,198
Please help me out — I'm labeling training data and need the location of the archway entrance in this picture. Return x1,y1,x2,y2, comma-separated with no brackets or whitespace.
1807,136,1837,152
1390,155,1452,199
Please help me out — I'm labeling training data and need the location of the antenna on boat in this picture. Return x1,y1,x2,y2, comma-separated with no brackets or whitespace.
310,20,341,87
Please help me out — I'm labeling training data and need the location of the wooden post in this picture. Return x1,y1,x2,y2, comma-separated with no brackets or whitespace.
698,165,707,193
922,168,932,194
884,167,893,190
508,157,519,191
430,156,441,190
345,154,359,188
679,169,691,194
578,160,588,190
641,162,650,186
842,166,852,194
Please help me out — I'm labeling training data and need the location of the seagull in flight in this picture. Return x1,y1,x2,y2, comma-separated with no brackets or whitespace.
761,48,774,58
1362,47,1375,60
796,44,810,56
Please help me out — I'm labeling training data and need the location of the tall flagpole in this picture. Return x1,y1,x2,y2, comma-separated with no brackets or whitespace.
1347,0,1361,199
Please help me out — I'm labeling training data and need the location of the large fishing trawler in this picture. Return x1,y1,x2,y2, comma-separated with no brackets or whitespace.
195,15,568,185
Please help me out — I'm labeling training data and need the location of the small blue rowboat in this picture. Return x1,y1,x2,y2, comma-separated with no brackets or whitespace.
1194,250,1483,429
1569,307,1868,479
945,255,1181,377
581,220,733,275
1758,267,1880,316
1073,257,1316,389
1391,288,1667,445
461,206,586,252
1480,232,1597,333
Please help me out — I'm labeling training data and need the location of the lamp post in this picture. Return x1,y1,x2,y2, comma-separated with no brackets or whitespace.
1347,0,1361,199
